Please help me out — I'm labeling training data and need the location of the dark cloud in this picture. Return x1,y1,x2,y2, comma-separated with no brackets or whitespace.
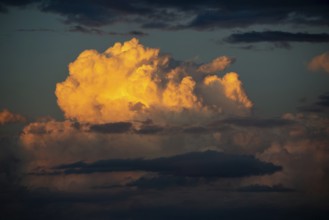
0,0,35,12
126,175,199,189
68,25,148,36
90,122,133,133
45,150,281,178
183,126,209,134
16,28,55,32
1,0,328,30
0,137,24,189
135,125,164,134
316,93,329,107
298,92,329,113
215,117,294,128
237,184,295,193
2,185,328,220
225,31,329,47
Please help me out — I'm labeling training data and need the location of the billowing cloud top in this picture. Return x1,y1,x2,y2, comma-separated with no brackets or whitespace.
56,38,252,124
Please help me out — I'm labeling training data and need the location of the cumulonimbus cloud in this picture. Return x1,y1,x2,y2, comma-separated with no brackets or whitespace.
55,38,252,124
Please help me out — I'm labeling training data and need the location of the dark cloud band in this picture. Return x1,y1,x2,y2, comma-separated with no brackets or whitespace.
1,0,328,30
225,31,329,44
46,150,282,178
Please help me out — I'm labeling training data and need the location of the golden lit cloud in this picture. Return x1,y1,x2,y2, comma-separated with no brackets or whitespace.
204,72,253,109
56,38,252,124
197,56,233,73
0,109,26,125
308,51,329,73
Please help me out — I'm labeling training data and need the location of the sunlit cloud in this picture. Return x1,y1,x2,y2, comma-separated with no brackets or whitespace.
0,109,26,125
56,38,252,124
308,51,329,73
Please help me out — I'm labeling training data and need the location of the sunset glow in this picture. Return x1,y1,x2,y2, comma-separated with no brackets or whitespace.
1,1,329,219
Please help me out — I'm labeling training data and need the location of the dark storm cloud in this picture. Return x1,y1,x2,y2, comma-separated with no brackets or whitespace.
89,122,133,133
237,184,295,193
48,150,281,178
215,117,294,128
1,0,329,29
225,31,329,44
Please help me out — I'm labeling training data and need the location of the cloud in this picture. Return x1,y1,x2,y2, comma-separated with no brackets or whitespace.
16,28,55,32
201,73,253,109
197,56,234,73
308,51,329,73
225,31,329,44
68,25,148,36
55,38,252,124
126,175,199,189
135,124,164,134
43,150,281,178
297,91,329,113
1,1,328,30
316,93,329,107
237,184,295,192
217,117,294,128
90,122,133,134
0,109,26,125
224,31,329,49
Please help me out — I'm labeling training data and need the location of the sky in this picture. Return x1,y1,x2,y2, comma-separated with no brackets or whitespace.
0,0,329,219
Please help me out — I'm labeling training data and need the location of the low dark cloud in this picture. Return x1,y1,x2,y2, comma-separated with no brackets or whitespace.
225,31,329,45
316,93,329,107
126,175,199,189
2,186,328,220
298,92,329,113
183,126,209,134
215,117,294,128
237,184,295,193
0,137,24,189
90,122,133,133
16,28,55,32
46,150,281,178
135,125,164,134
68,25,148,36
1,0,328,30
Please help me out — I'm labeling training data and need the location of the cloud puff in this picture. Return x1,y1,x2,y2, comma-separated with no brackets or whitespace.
55,38,252,124
197,56,234,73
308,51,329,73
0,109,26,125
